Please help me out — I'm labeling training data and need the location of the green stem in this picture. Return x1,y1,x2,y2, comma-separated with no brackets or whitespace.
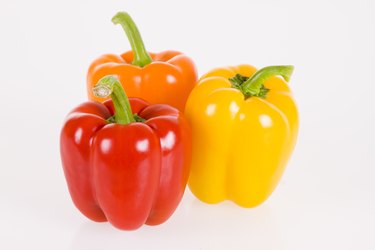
112,12,152,67
93,75,135,125
241,65,294,98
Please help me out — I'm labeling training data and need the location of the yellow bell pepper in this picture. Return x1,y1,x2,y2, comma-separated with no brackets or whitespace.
185,65,299,207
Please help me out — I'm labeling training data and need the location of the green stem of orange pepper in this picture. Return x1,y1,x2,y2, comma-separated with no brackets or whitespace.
112,12,153,67
93,75,135,124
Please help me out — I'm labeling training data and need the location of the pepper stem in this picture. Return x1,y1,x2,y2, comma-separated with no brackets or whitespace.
112,12,152,67
241,65,294,98
93,75,135,125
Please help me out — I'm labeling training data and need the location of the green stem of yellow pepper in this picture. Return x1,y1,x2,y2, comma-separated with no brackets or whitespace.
112,12,153,67
93,75,135,125
240,65,294,99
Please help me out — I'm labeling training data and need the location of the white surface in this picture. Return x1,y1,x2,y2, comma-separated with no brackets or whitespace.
1,0,374,249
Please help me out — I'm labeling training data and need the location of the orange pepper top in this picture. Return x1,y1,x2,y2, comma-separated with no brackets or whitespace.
87,12,197,112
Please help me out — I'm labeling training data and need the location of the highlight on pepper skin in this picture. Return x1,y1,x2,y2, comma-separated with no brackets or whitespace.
185,64,299,208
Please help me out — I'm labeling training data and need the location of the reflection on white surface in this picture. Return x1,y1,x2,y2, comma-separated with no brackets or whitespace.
136,139,149,152
69,189,285,250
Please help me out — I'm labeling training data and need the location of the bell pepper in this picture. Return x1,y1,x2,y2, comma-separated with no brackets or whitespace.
185,65,299,208
60,76,191,230
87,12,197,112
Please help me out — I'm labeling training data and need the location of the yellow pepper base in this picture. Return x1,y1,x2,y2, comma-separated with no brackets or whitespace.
185,65,299,208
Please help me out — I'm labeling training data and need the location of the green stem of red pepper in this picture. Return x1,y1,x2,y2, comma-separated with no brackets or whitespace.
112,12,153,67
241,65,294,99
93,75,135,125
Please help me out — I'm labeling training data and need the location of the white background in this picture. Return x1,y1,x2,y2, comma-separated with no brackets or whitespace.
1,0,374,249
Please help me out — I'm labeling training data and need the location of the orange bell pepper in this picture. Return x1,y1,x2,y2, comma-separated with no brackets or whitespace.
87,12,197,112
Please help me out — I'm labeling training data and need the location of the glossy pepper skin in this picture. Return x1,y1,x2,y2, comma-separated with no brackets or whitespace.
87,12,197,112
185,65,298,208
61,76,191,230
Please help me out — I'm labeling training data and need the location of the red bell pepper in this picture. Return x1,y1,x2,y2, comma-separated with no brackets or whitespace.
60,75,191,230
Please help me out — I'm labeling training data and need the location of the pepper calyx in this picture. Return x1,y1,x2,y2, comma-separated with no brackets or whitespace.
229,65,294,100
106,114,146,124
229,74,269,99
